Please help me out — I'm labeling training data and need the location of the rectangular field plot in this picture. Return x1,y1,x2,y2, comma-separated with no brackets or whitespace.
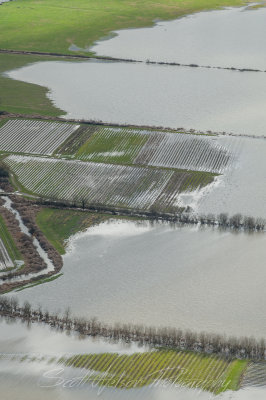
134,132,237,174
5,155,215,211
0,119,79,155
64,351,244,393
74,127,149,164
60,125,238,174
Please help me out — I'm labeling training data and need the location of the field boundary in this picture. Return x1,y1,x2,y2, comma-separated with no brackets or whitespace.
0,48,264,74
1,112,266,140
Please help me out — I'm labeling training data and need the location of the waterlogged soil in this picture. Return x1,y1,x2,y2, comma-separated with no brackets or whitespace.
8,220,266,339
91,5,266,70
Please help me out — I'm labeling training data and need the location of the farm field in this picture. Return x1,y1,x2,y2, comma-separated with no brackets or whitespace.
72,127,150,164
0,119,80,155
0,119,237,174
61,125,236,173
62,350,246,393
4,347,247,393
4,155,215,211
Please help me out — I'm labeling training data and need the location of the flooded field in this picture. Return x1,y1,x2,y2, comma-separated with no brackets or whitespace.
91,5,266,70
7,59,266,136
0,317,264,400
0,359,247,400
3,4,266,399
197,135,266,218
6,4,266,135
8,219,266,339
1,360,265,400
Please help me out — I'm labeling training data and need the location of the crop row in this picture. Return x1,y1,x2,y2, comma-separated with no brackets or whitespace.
0,119,79,155
63,350,234,393
241,362,266,388
62,126,238,174
153,170,215,210
135,132,234,173
5,155,174,210
0,238,13,270
5,155,215,211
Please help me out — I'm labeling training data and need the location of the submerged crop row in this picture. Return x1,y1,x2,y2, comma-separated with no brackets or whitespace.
0,119,238,174
0,238,13,270
4,155,214,211
135,132,234,173
61,125,237,174
0,119,79,155
61,350,242,393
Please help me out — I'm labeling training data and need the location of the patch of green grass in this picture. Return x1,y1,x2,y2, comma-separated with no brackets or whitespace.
0,0,251,55
74,127,149,164
36,208,110,255
218,359,248,393
0,214,22,262
0,53,66,116
63,350,246,393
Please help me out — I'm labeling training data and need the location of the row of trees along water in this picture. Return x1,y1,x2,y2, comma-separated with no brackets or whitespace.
38,195,266,231
0,297,265,360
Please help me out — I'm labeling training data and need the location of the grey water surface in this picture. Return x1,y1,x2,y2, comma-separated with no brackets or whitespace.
7,59,266,136
8,220,266,339
91,4,266,70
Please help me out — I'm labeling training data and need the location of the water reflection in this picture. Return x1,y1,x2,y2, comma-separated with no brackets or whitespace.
7,220,266,338
0,317,146,355
0,354,265,399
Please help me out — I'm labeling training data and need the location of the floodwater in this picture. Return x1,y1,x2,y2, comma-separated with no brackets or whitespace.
8,59,266,136
197,135,266,219
1,360,266,400
0,317,145,355
6,4,266,136
8,219,266,339
1,356,260,400
91,4,266,70
0,318,265,400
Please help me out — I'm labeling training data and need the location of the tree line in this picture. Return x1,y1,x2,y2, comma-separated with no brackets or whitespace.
37,195,266,232
0,296,265,361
